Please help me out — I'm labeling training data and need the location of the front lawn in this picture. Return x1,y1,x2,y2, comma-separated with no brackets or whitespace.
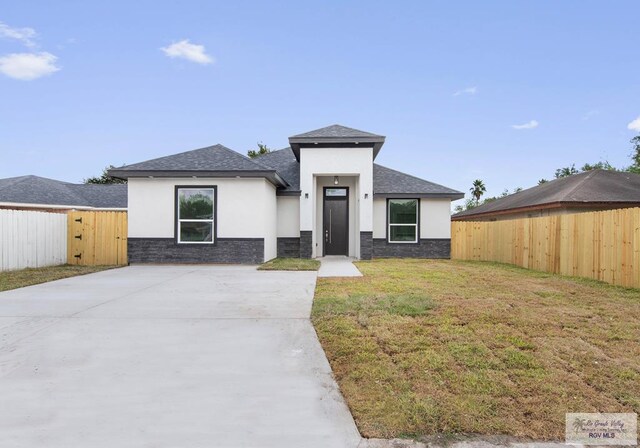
0,265,117,292
312,259,640,441
258,258,320,271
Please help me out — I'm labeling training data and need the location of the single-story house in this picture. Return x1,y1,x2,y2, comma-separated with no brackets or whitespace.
0,175,127,212
109,125,463,264
452,169,640,222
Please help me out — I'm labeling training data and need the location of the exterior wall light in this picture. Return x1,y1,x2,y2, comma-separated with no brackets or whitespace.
334,176,339,185
364,193,368,199
305,193,309,199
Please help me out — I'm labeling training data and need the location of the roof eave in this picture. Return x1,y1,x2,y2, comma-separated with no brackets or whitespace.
289,136,386,161
374,192,465,199
0,201,127,211
451,201,640,220
107,169,288,188
276,190,302,197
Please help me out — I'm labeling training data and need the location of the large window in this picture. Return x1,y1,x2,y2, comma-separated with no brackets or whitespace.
176,187,215,244
388,199,418,243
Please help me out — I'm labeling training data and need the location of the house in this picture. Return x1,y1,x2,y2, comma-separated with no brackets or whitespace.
109,125,463,264
0,175,127,212
452,169,640,222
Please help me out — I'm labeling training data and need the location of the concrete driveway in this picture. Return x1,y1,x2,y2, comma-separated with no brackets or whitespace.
0,266,361,448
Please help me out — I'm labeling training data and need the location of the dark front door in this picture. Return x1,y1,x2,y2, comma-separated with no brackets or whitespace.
323,187,349,255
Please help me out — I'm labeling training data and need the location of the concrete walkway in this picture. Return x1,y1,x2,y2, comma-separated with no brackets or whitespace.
318,256,363,278
0,265,361,448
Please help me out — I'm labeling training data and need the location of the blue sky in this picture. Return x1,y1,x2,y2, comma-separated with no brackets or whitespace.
1,1,639,201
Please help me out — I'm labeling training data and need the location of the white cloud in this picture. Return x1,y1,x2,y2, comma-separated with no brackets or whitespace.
582,109,599,121
453,86,477,96
0,52,60,80
511,120,539,130
627,116,640,132
0,21,37,47
161,39,214,65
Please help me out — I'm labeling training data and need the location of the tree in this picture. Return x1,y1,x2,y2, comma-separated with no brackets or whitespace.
247,142,271,159
84,165,126,184
554,160,616,179
469,179,486,205
538,179,548,185
555,164,579,178
629,136,640,174
581,161,616,172
454,198,477,213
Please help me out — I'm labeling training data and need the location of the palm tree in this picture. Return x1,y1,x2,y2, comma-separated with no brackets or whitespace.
470,179,486,206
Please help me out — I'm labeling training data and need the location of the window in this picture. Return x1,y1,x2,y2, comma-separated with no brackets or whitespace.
388,199,418,243
176,187,215,243
325,188,348,197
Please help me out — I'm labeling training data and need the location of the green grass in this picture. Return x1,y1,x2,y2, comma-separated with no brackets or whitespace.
0,264,117,292
312,259,640,441
258,257,320,271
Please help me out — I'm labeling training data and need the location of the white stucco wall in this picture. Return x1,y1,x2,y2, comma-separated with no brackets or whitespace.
420,199,452,239
128,177,278,260
276,196,300,237
262,182,278,261
372,197,452,239
372,198,387,239
299,147,373,258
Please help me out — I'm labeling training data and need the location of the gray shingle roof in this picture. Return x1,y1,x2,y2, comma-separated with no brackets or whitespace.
255,147,463,198
69,184,128,208
108,144,288,187
0,175,127,208
110,144,270,173
289,124,384,139
253,147,300,194
452,169,640,219
288,124,387,161
373,164,464,198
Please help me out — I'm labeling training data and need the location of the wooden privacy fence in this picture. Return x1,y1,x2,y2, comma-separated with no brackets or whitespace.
451,207,640,288
67,211,128,266
0,209,67,271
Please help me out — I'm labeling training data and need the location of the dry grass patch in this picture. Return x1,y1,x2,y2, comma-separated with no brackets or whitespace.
311,259,640,441
0,265,117,292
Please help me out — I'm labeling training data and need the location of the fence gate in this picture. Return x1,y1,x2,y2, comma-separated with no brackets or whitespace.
67,211,128,265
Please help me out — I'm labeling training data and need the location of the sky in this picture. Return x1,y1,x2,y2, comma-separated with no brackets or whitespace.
1,1,639,201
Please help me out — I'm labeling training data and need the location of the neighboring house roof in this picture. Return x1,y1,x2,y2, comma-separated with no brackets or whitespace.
108,144,288,188
452,169,640,220
0,175,127,209
288,124,386,161
255,147,464,199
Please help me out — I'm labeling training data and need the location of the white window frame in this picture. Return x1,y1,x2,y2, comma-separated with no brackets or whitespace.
388,199,419,244
176,187,215,244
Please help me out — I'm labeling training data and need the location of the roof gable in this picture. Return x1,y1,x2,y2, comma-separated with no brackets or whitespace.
289,124,384,139
288,124,386,161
